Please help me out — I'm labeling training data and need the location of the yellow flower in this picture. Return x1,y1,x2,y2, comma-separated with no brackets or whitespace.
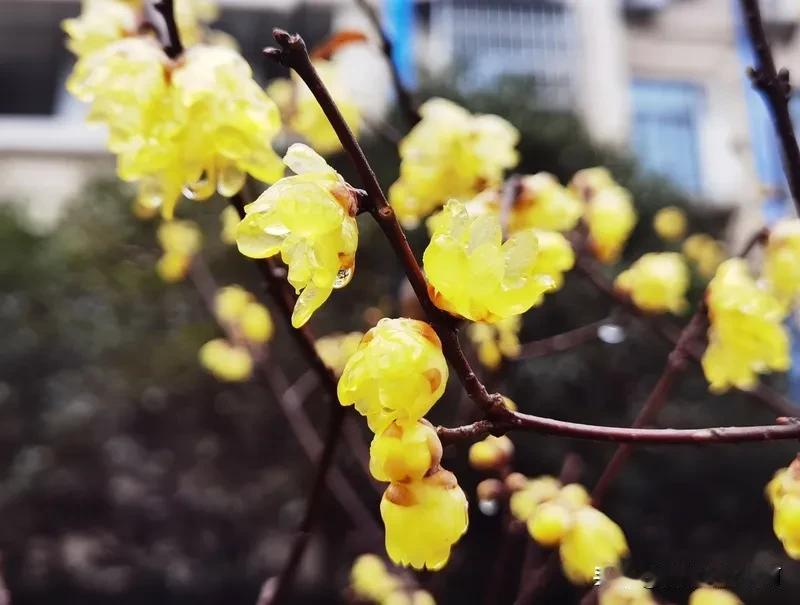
569,167,617,201
559,506,629,584
702,259,790,392
529,229,576,289
614,252,689,314
683,234,727,279
156,220,202,282
424,201,555,322
350,554,399,603
198,338,253,382
220,206,240,245
558,483,590,508
384,589,436,605
509,476,562,522
766,457,800,559
467,315,522,369
527,501,573,547
381,469,468,570
688,586,743,605
338,318,448,433
370,421,443,483
468,436,514,471
653,206,687,241
584,186,637,264
236,144,359,327
315,332,364,377
764,218,800,305
599,577,656,605
62,0,139,58
213,285,274,343
67,37,283,219
509,173,584,233
389,98,519,227
267,59,360,155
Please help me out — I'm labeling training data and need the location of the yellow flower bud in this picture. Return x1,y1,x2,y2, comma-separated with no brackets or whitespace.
682,234,727,279
156,252,191,283
558,483,591,509
653,206,687,241
702,259,789,392
236,144,358,327
528,501,573,547
569,167,617,201
240,302,273,343
559,506,629,584
159,220,203,257
476,479,505,503
764,218,800,305
215,285,252,325
389,98,519,227
370,421,443,483
424,201,556,322
509,476,562,521
220,206,240,245
599,576,656,605
509,173,584,233
381,469,469,571
468,435,514,471
384,589,437,605
614,253,689,314
688,586,743,605
467,316,522,370
338,318,448,433
350,554,398,602
584,186,637,264
198,339,253,382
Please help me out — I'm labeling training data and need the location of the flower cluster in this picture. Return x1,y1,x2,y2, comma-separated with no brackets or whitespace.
389,98,519,227
338,319,468,570
350,554,435,605
702,259,789,392
65,2,283,219
198,286,273,382
467,316,522,369
509,475,629,584
763,218,800,306
614,252,690,315
236,144,359,327
423,200,562,322
155,219,202,282
267,58,360,155
570,168,637,263
653,206,688,242
766,455,800,559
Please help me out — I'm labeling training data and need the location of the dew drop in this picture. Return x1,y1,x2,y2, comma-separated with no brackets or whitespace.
597,323,626,344
183,169,216,201
333,266,354,289
640,572,657,589
478,499,499,516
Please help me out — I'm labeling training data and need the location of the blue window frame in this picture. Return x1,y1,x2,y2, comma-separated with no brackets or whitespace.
630,79,704,195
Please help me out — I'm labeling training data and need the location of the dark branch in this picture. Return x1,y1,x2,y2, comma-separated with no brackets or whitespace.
353,0,421,126
739,0,800,213
264,29,511,421
153,0,184,59
516,317,616,359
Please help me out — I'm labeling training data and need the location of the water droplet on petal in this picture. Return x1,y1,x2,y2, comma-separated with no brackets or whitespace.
183,169,216,201
217,163,246,197
598,323,626,344
640,572,657,589
333,266,354,289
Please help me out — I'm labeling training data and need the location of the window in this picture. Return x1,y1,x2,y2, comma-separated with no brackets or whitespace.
631,80,704,195
430,0,579,108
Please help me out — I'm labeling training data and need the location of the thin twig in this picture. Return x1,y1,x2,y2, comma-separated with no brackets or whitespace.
739,0,800,213
353,0,421,126
152,0,183,58
516,317,616,360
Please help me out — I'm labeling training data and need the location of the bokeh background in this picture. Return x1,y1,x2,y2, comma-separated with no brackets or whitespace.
2,0,800,603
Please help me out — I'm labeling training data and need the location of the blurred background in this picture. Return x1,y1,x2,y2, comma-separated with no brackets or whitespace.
1,0,800,603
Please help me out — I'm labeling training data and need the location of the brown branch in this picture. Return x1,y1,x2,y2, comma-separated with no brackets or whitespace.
739,0,800,213
152,0,183,58
264,30,510,421
516,317,616,360
353,0,421,127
